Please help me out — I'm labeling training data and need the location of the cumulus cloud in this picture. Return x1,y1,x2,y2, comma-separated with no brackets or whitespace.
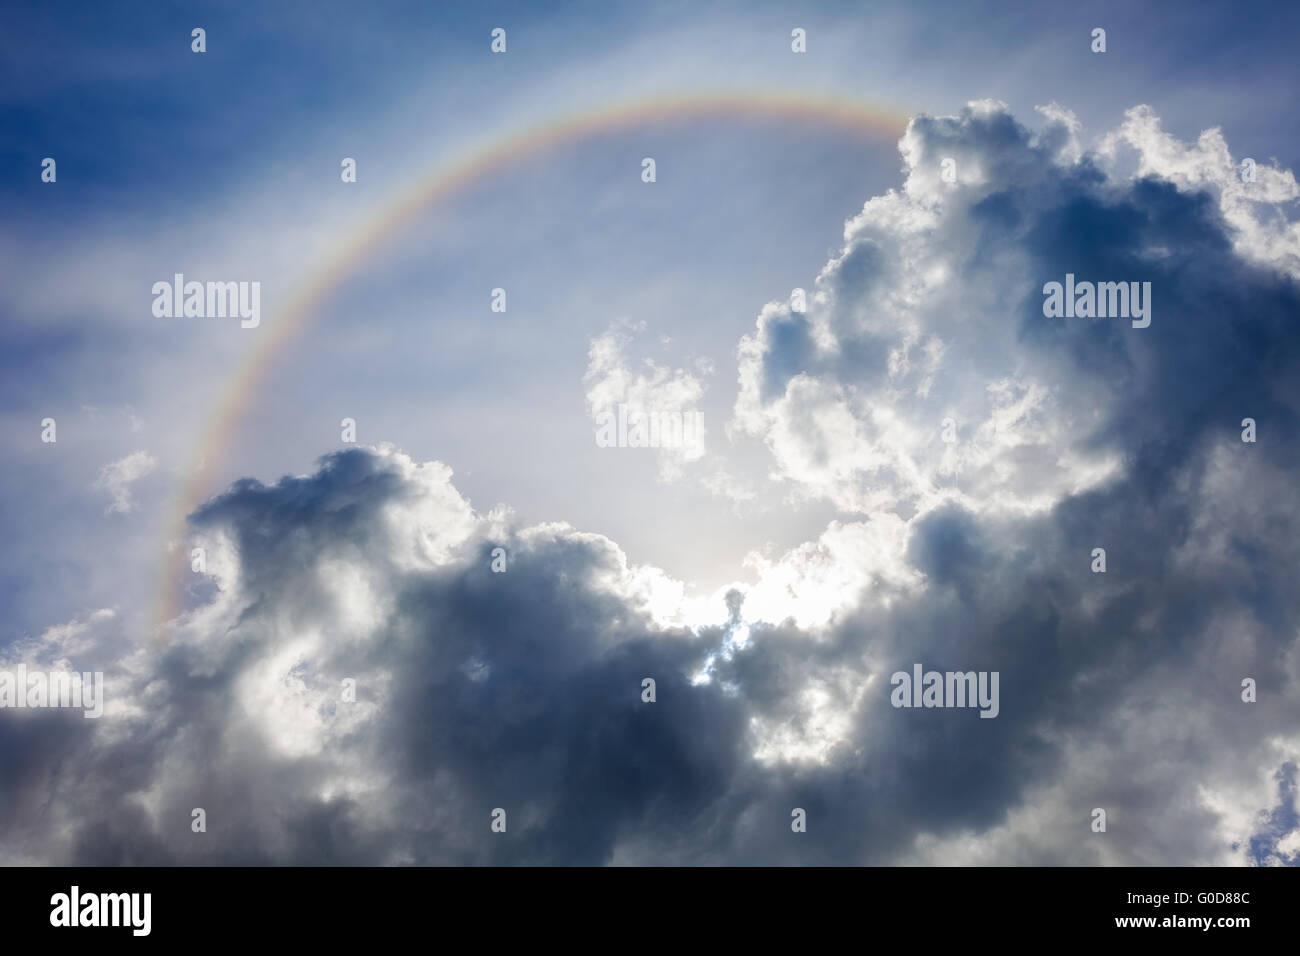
0,608,117,671
4,102,1300,865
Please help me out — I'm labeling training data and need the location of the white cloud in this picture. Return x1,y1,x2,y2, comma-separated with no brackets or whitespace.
93,450,156,514
585,322,708,479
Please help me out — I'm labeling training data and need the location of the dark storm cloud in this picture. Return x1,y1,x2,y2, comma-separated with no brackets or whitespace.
3,102,1299,865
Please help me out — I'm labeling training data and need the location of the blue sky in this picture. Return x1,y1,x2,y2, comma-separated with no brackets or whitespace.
2,0,1299,864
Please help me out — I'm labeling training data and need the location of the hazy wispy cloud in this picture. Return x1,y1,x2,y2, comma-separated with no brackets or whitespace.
585,322,709,479
93,450,156,514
